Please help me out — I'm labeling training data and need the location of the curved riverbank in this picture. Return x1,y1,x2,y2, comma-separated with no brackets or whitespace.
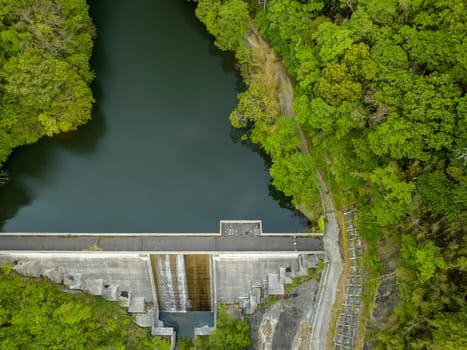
245,24,344,350
0,0,307,233
194,3,344,347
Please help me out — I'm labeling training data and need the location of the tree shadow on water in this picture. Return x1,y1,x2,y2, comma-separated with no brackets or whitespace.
0,95,106,232
0,55,107,232
230,124,310,226
51,81,106,156
177,0,244,89
0,133,65,231
0,176,32,232
205,37,245,91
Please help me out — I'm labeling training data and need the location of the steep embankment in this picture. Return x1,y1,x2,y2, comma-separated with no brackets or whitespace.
251,1,466,349
195,1,344,348
0,0,95,167
249,280,319,350
246,24,343,350
196,1,466,349
239,21,322,221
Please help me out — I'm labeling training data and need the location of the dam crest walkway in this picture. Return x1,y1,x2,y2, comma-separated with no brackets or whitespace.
0,221,323,254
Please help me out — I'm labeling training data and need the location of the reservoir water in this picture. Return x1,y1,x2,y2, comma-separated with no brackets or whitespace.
0,0,307,233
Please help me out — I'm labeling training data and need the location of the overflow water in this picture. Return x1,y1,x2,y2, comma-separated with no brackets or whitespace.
176,254,189,312
154,255,179,312
0,0,307,233
152,254,211,313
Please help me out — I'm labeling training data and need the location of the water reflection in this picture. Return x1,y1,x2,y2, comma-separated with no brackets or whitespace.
0,101,106,231
0,177,32,230
229,125,309,225
0,0,307,233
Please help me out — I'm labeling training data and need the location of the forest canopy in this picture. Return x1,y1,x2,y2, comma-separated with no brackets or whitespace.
0,264,171,349
0,0,95,167
194,0,466,348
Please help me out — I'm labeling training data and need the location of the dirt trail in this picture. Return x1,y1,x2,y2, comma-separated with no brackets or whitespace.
246,24,343,350
247,25,310,157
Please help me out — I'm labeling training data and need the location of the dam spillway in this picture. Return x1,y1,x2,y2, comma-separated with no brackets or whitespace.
153,254,188,312
0,221,325,341
184,254,211,311
151,254,211,312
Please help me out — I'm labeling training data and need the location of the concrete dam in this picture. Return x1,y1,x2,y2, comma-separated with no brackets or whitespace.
0,221,325,344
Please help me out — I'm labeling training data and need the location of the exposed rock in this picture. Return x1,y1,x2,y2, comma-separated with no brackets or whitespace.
249,279,318,350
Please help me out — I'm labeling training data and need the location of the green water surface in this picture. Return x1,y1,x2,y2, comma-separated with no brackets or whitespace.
0,0,307,233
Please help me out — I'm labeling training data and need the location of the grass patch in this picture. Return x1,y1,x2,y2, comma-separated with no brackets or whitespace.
285,266,321,295
262,294,280,307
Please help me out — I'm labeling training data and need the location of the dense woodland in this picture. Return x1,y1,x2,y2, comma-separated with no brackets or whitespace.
0,265,171,349
194,0,466,348
0,0,465,348
0,0,95,167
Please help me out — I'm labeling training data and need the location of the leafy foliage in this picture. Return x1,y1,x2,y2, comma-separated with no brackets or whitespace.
195,0,249,51
179,304,250,350
251,0,466,347
197,304,250,349
270,153,320,213
0,0,95,167
0,265,171,349
195,0,466,347
195,0,322,220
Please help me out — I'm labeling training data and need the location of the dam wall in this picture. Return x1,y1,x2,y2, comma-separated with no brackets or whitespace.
0,250,324,320
0,252,158,328
0,221,325,343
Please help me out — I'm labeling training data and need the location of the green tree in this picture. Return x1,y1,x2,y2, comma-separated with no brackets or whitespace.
270,153,321,216
0,0,95,167
294,95,335,132
193,1,467,345
194,304,250,349
369,163,415,225
312,21,353,65
401,235,447,283
0,265,171,349
262,116,300,157
195,0,249,51
432,310,467,349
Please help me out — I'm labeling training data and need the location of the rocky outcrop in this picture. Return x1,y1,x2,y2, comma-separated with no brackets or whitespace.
249,279,319,350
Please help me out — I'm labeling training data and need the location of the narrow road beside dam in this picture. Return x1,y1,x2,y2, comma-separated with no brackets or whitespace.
247,24,343,350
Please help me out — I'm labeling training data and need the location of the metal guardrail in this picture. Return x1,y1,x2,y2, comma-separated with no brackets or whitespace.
333,209,363,350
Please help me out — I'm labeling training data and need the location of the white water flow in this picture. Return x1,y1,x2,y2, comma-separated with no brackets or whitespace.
157,254,176,311
156,254,190,312
176,254,189,312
